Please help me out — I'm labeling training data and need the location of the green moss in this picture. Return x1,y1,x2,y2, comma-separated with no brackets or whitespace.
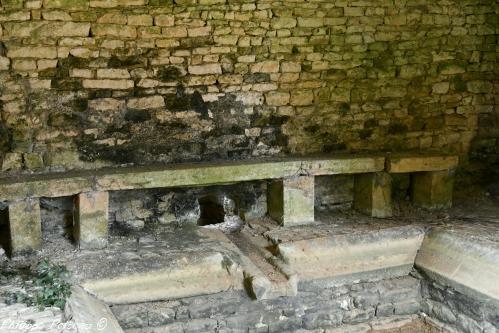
149,0,173,5
452,76,467,92
108,55,143,68
359,129,373,140
338,103,350,116
156,66,183,81
0,0,23,8
243,73,270,83
388,123,408,135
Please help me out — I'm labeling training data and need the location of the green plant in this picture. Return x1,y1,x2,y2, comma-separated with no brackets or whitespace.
5,259,72,310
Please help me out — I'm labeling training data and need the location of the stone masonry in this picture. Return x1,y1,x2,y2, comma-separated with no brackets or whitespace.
111,275,423,333
0,0,497,174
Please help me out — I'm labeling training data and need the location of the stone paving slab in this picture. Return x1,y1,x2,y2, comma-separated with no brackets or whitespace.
65,226,247,305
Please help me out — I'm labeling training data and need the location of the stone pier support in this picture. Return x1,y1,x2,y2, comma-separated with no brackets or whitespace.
354,172,392,218
267,176,315,226
8,198,42,255
411,170,454,209
74,191,109,250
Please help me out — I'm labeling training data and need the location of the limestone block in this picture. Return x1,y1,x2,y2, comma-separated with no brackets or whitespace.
268,176,314,226
386,154,458,173
162,26,187,38
290,90,314,106
7,46,58,59
265,91,290,106
82,79,134,90
8,198,42,254
74,191,109,250
127,14,152,26
188,64,222,75
0,57,9,71
154,15,174,27
91,24,137,38
127,96,165,109
411,170,454,209
43,0,89,9
272,17,296,29
96,68,130,79
250,61,280,73
354,172,392,218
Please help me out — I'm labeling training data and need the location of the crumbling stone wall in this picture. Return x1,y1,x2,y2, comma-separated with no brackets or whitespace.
0,0,497,174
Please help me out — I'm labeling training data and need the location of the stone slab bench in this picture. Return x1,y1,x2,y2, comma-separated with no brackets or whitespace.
354,153,459,218
0,156,384,253
0,153,458,254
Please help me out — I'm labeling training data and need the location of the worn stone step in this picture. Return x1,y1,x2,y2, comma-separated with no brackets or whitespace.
266,224,425,285
66,227,247,305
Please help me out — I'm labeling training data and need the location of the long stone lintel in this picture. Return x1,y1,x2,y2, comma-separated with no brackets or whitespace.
353,172,392,218
0,156,385,201
74,191,109,250
386,154,458,173
8,198,42,255
268,176,315,226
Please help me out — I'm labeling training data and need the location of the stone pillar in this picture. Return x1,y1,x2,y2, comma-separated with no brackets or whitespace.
354,172,392,218
8,198,42,254
411,170,454,209
267,176,314,226
74,191,109,250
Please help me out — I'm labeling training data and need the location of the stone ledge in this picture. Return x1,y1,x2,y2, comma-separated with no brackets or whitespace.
266,225,425,283
0,155,384,201
415,226,499,308
386,154,459,173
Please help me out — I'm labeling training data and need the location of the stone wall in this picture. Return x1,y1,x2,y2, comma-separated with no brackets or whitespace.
421,279,499,333
111,275,422,333
0,0,497,174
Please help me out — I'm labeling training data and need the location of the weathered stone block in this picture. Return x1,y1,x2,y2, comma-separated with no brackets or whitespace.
411,170,454,209
0,57,10,71
127,14,153,26
265,91,290,106
82,79,134,90
96,68,130,79
162,26,187,38
43,0,89,9
74,191,109,250
250,61,279,73
354,172,392,218
188,64,222,75
127,96,165,109
91,24,137,38
7,46,58,59
267,176,314,226
154,15,174,27
8,198,42,254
